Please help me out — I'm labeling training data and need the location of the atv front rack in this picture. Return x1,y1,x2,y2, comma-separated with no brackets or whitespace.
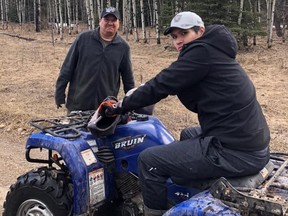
30,110,95,139
30,111,146,139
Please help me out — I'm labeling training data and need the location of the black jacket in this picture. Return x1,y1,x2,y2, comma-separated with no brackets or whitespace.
122,25,270,151
55,27,135,111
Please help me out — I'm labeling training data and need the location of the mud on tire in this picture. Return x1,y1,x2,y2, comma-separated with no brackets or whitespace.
3,167,73,216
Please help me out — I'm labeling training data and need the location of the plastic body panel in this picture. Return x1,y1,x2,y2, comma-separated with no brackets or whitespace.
95,116,175,174
26,132,102,215
164,190,241,216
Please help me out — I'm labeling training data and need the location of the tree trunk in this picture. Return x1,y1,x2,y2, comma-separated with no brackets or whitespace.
1,0,4,28
58,0,64,39
281,0,287,42
89,0,95,28
148,0,153,27
48,0,55,46
96,0,101,20
100,0,104,12
85,0,92,29
175,0,180,14
22,0,26,23
54,0,58,22
154,0,160,44
258,0,261,23
54,0,59,33
66,0,72,34
247,0,256,45
16,0,22,25
85,0,90,27
75,0,79,33
34,0,41,32
5,0,8,22
267,0,276,47
128,0,132,34
132,0,139,42
254,0,258,45
238,0,244,25
63,0,67,24
123,0,129,40
140,0,147,43
266,0,271,29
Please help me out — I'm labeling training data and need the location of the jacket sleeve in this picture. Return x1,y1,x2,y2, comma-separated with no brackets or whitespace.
122,44,210,112
120,45,135,93
55,38,79,105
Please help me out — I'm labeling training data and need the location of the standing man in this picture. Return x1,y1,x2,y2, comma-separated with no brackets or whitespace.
55,7,135,112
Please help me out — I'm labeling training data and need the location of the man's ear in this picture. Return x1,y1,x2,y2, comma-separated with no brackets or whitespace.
199,27,205,36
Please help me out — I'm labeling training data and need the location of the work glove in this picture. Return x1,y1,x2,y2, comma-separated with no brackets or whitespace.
98,96,123,117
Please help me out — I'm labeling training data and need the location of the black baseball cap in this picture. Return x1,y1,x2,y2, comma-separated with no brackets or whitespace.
101,7,120,20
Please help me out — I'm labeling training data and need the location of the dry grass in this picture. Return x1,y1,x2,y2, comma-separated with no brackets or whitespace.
0,23,287,149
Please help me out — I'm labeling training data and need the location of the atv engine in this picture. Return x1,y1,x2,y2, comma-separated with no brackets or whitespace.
116,172,144,216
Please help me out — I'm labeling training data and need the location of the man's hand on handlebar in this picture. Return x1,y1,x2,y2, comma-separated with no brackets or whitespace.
98,97,123,117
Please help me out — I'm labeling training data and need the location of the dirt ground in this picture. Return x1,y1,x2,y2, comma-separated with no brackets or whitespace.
0,24,287,213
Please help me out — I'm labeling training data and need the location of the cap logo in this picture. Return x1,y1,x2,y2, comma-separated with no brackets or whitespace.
173,14,182,22
105,7,116,12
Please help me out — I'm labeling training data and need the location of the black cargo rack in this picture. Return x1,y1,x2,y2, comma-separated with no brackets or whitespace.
30,110,95,139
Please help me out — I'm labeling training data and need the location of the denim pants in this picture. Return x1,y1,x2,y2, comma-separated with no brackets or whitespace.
137,127,270,210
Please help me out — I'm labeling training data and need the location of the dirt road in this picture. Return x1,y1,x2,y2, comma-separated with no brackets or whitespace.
0,135,37,212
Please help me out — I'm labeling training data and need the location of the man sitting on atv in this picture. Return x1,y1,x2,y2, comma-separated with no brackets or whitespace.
106,11,270,216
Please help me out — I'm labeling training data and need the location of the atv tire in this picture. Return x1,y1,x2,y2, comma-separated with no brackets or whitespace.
3,167,73,216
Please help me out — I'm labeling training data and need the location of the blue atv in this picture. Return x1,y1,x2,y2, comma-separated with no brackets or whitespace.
2,108,288,216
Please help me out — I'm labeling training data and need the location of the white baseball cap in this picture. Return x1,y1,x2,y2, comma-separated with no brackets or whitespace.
164,11,204,35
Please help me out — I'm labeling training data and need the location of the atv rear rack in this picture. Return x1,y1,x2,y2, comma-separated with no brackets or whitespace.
210,153,288,216
30,110,94,139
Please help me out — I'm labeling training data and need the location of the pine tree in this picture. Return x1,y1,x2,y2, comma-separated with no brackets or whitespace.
186,0,266,48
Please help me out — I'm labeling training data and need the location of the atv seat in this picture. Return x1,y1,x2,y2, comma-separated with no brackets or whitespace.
172,160,274,190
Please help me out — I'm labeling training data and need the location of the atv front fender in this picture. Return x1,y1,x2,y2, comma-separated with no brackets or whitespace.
26,132,99,215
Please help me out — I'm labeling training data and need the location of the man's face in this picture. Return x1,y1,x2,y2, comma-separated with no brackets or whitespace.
99,15,120,38
170,27,205,52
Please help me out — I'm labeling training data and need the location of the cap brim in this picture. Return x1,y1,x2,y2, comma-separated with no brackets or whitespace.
164,27,172,35
164,26,194,35
102,13,120,20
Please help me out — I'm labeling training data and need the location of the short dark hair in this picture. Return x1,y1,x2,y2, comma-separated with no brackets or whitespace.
192,26,200,33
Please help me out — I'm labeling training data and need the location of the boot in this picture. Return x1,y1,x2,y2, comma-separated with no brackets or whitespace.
144,205,166,216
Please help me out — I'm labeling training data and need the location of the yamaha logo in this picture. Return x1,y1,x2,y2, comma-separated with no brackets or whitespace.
112,135,146,150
